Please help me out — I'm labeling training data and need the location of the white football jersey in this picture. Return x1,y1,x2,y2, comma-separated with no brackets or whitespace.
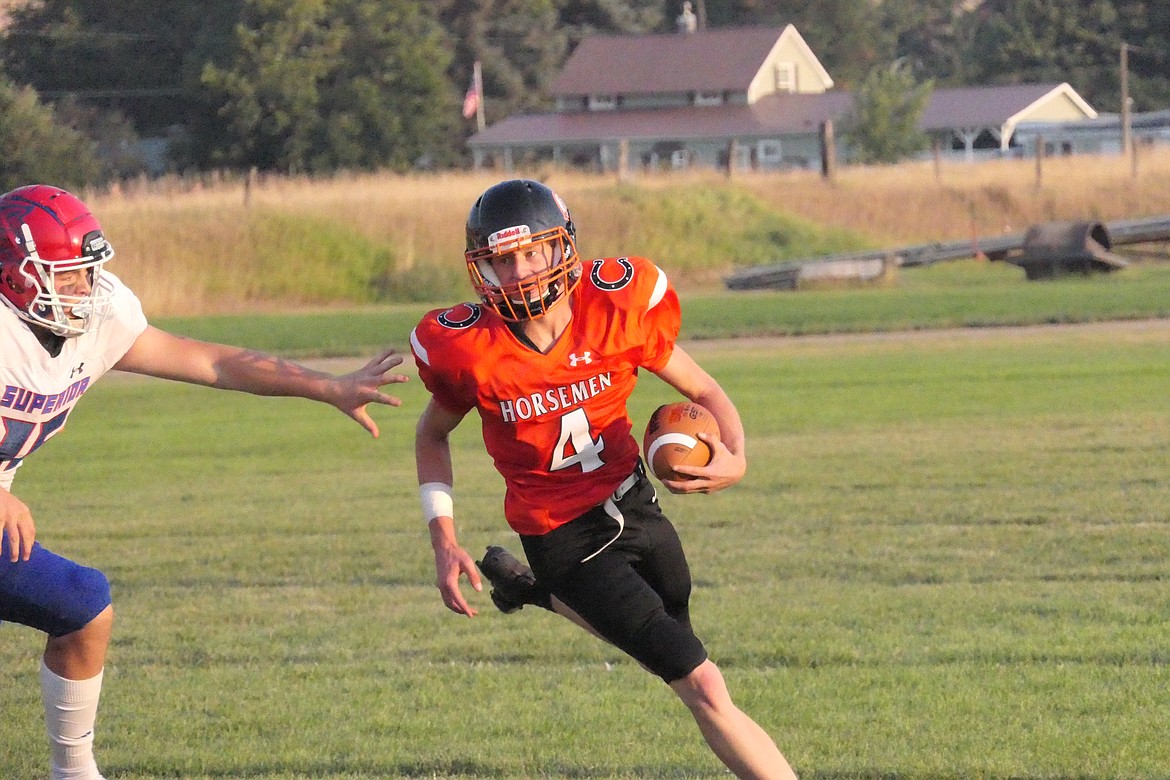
0,271,148,489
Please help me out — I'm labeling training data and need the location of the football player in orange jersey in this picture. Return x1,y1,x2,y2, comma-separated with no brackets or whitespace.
411,179,798,780
0,184,409,780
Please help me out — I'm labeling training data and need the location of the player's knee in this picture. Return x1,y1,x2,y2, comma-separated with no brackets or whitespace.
672,659,734,714
685,658,722,692
52,565,112,637
75,565,111,610
85,601,114,632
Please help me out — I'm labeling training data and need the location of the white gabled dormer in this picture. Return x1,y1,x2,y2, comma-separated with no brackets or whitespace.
747,24,833,103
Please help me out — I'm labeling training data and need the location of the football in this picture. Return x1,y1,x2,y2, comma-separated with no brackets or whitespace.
642,401,720,481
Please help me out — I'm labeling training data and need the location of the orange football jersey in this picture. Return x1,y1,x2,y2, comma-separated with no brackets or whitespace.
411,256,681,535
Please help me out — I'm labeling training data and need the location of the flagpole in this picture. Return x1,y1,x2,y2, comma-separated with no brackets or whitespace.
473,60,485,132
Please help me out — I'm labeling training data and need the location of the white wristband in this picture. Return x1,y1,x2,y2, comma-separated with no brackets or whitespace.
419,482,454,522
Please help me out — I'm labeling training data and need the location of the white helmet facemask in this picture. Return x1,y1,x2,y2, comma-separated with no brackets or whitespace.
16,222,115,337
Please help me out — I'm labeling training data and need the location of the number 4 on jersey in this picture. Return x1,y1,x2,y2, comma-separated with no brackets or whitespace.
550,407,605,473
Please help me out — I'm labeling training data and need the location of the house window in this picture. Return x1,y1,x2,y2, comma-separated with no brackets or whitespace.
694,91,724,107
588,94,617,111
757,140,783,166
774,63,796,93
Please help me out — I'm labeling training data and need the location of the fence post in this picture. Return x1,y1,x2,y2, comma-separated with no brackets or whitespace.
820,120,836,181
1034,136,1044,191
244,166,258,206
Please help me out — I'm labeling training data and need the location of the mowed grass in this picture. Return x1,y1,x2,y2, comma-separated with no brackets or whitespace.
2,322,1170,779
148,259,1170,356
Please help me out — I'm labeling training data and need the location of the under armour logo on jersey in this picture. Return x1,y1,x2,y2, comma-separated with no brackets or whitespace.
70,362,85,378
569,352,593,366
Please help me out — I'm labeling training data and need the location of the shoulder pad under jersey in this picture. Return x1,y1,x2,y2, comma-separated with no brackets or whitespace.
581,256,671,313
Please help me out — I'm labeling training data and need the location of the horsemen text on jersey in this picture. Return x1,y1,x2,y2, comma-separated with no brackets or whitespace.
411,256,681,536
498,371,613,422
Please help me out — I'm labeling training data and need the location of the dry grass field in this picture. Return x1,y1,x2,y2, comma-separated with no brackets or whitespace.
736,146,1170,245
85,147,1170,316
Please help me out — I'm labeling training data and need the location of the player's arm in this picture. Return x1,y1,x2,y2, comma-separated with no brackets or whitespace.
416,397,482,617
0,486,35,562
652,344,746,494
113,325,407,438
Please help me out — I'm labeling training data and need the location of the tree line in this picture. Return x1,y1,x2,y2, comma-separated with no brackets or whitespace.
2,0,1168,190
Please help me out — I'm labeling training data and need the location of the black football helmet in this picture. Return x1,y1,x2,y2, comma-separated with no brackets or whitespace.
465,179,581,321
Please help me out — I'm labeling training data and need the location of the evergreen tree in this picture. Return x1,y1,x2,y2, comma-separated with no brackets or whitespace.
0,77,102,191
554,0,664,39
436,0,567,130
958,0,1170,111
0,0,244,135
8,0,1167,177
844,59,933,165
701,0,893,87
202,0,458,173
878,0,972,84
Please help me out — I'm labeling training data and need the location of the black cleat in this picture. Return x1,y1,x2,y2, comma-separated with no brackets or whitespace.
476,545,542,614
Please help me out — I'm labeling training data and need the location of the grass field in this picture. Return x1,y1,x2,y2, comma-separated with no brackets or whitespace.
2,315,1168,779
146,259,1170,357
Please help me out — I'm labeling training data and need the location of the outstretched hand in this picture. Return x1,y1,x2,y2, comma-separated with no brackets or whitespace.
332,348,409,438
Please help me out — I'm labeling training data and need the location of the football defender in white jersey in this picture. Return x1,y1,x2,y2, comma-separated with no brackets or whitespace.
0,184,408,780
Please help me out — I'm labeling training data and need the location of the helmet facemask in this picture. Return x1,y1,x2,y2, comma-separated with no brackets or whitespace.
0,185,116,338
11,222,114,337
466,224,581,322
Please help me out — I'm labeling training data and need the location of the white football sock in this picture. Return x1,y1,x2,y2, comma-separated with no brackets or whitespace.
40,659,106,780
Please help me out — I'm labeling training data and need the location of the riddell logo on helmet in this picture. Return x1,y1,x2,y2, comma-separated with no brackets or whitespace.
487,225,531,252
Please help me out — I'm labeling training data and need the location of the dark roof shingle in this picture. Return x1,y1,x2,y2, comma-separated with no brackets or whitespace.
920,83,1067,127
468,85,1088,148
550,26,790,96
470,92,852,147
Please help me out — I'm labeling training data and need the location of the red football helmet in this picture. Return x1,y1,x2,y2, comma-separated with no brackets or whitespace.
0,185,115,337
464,179,581,322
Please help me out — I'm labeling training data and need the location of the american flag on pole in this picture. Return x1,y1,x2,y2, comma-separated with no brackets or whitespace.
462,64,481,120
